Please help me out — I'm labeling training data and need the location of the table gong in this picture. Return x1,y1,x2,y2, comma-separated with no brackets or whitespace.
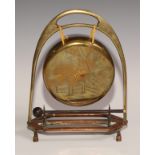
27,9,128,142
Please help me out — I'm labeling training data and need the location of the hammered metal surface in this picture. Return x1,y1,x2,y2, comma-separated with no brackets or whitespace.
43,37,114,106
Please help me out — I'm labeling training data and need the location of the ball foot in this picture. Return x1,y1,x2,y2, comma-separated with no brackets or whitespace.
33,130,39,142
116,131,122,142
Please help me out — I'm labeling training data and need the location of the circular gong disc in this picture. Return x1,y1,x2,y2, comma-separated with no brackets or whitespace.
43,36,115,106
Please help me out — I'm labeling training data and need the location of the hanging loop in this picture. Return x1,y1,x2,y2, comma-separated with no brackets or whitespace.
58,25,65,45
90,25,96,43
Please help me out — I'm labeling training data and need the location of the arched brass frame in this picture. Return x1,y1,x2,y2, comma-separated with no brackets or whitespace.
28,9,127,123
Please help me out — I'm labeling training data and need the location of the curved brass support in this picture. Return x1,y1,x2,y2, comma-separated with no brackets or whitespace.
28,9,127,122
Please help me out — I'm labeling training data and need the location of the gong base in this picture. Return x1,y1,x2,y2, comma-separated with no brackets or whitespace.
27,109,127,142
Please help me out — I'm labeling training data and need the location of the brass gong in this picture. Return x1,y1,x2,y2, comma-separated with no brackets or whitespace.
27,9,128,142
43,36,114,106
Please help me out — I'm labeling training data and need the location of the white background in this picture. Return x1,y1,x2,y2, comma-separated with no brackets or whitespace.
1,0,154,155
15,0,139,155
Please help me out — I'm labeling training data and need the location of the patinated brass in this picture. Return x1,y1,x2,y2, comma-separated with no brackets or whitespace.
27,9,128,142
28,9,127,122
43,37,114,106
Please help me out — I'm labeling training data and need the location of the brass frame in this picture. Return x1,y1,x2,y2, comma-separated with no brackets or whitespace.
27,9,127,141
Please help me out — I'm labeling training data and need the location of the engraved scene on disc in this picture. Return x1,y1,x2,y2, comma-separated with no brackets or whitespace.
43,38,114,106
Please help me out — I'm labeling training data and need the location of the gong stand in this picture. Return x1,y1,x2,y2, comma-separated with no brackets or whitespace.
27,10,128,142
